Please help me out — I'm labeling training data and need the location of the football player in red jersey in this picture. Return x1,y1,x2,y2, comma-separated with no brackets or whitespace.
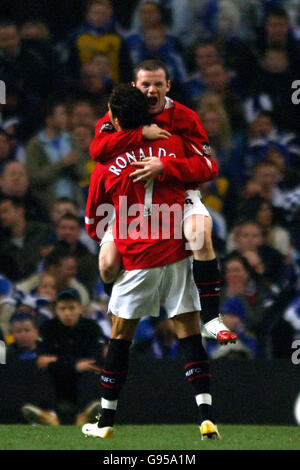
90,59,237,346
83,84,221,440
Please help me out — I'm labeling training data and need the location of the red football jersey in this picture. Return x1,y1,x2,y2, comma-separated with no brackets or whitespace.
89,97,214,189
86,135,214,270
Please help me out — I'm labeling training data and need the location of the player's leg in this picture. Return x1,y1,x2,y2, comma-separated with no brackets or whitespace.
98,223,121,297
83,267,161,438
82,315,139,438
172,311,220,440
183,191,237,345
162,258,220,439
99,240,121,284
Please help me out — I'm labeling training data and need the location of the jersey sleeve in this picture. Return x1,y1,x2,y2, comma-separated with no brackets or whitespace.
158,134,218,184
173,104,211,156
159,152,218,184
85,164,112,243
90,113,143,163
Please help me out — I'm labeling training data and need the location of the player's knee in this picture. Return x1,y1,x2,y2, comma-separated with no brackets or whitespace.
184,214,209,251
100,260,120,283
100,267,117,284
99,244,121,283
111,316,139,341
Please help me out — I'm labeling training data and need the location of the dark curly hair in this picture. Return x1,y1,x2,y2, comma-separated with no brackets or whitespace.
108,84,151,130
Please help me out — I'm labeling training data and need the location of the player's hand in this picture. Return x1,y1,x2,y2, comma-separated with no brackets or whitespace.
142,124,171,140
75,359,101,374
130,157,163,184
37,355,58,369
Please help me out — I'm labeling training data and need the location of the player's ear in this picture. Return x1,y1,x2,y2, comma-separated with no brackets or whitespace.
131,81,136,88
166,80,171,93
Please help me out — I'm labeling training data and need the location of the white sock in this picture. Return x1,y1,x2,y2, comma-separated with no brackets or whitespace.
101,398,118,410
195,393,212,407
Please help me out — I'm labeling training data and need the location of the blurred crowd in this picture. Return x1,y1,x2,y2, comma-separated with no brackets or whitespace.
1,0,300,422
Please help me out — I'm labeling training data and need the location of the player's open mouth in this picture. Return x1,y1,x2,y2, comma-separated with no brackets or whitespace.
147,97,158,107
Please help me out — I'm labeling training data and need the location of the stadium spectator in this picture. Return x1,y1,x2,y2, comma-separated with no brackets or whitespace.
90,51,114,83
202,63,246,133
218,252,276,356
0,312,58,425
20,20,50,42
226,219,285,284
130,0,201,47
184,41,222,104
53,213,99,294
68,0,132,83
254,6,300,74
72,124,97,190
68,99,98,131
0,129,14,173
0,196,51,282
71,61,114,116
253,47,299,132
199,0,259,93
250,160,284,202
129,24,187,85
241,111,300,179
197,103,242,185
200,179,228,256
16,248,91,307
32,271,59,321
25,101,86,211
0,161,50,223
133,318,180,359
1,118,25,162
0,20,58,138
239,197,292,260
34,287,105,425
125,2,188,102
49,197,97,254
283,291,300,341
125,1,182,60
0,275,15,339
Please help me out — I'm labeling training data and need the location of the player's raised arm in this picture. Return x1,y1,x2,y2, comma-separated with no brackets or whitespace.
90,116,170,163
129,136,218,185
159,151,219,184
90,114,143,163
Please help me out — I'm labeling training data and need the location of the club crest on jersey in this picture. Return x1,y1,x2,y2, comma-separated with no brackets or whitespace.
100,122,115,133
203,144,212,156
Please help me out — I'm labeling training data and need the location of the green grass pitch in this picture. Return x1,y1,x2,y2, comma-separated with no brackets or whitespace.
0,424,299,450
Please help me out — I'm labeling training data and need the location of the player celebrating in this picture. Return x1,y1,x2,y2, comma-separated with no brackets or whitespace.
83,84,221,440
89,59,237,345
